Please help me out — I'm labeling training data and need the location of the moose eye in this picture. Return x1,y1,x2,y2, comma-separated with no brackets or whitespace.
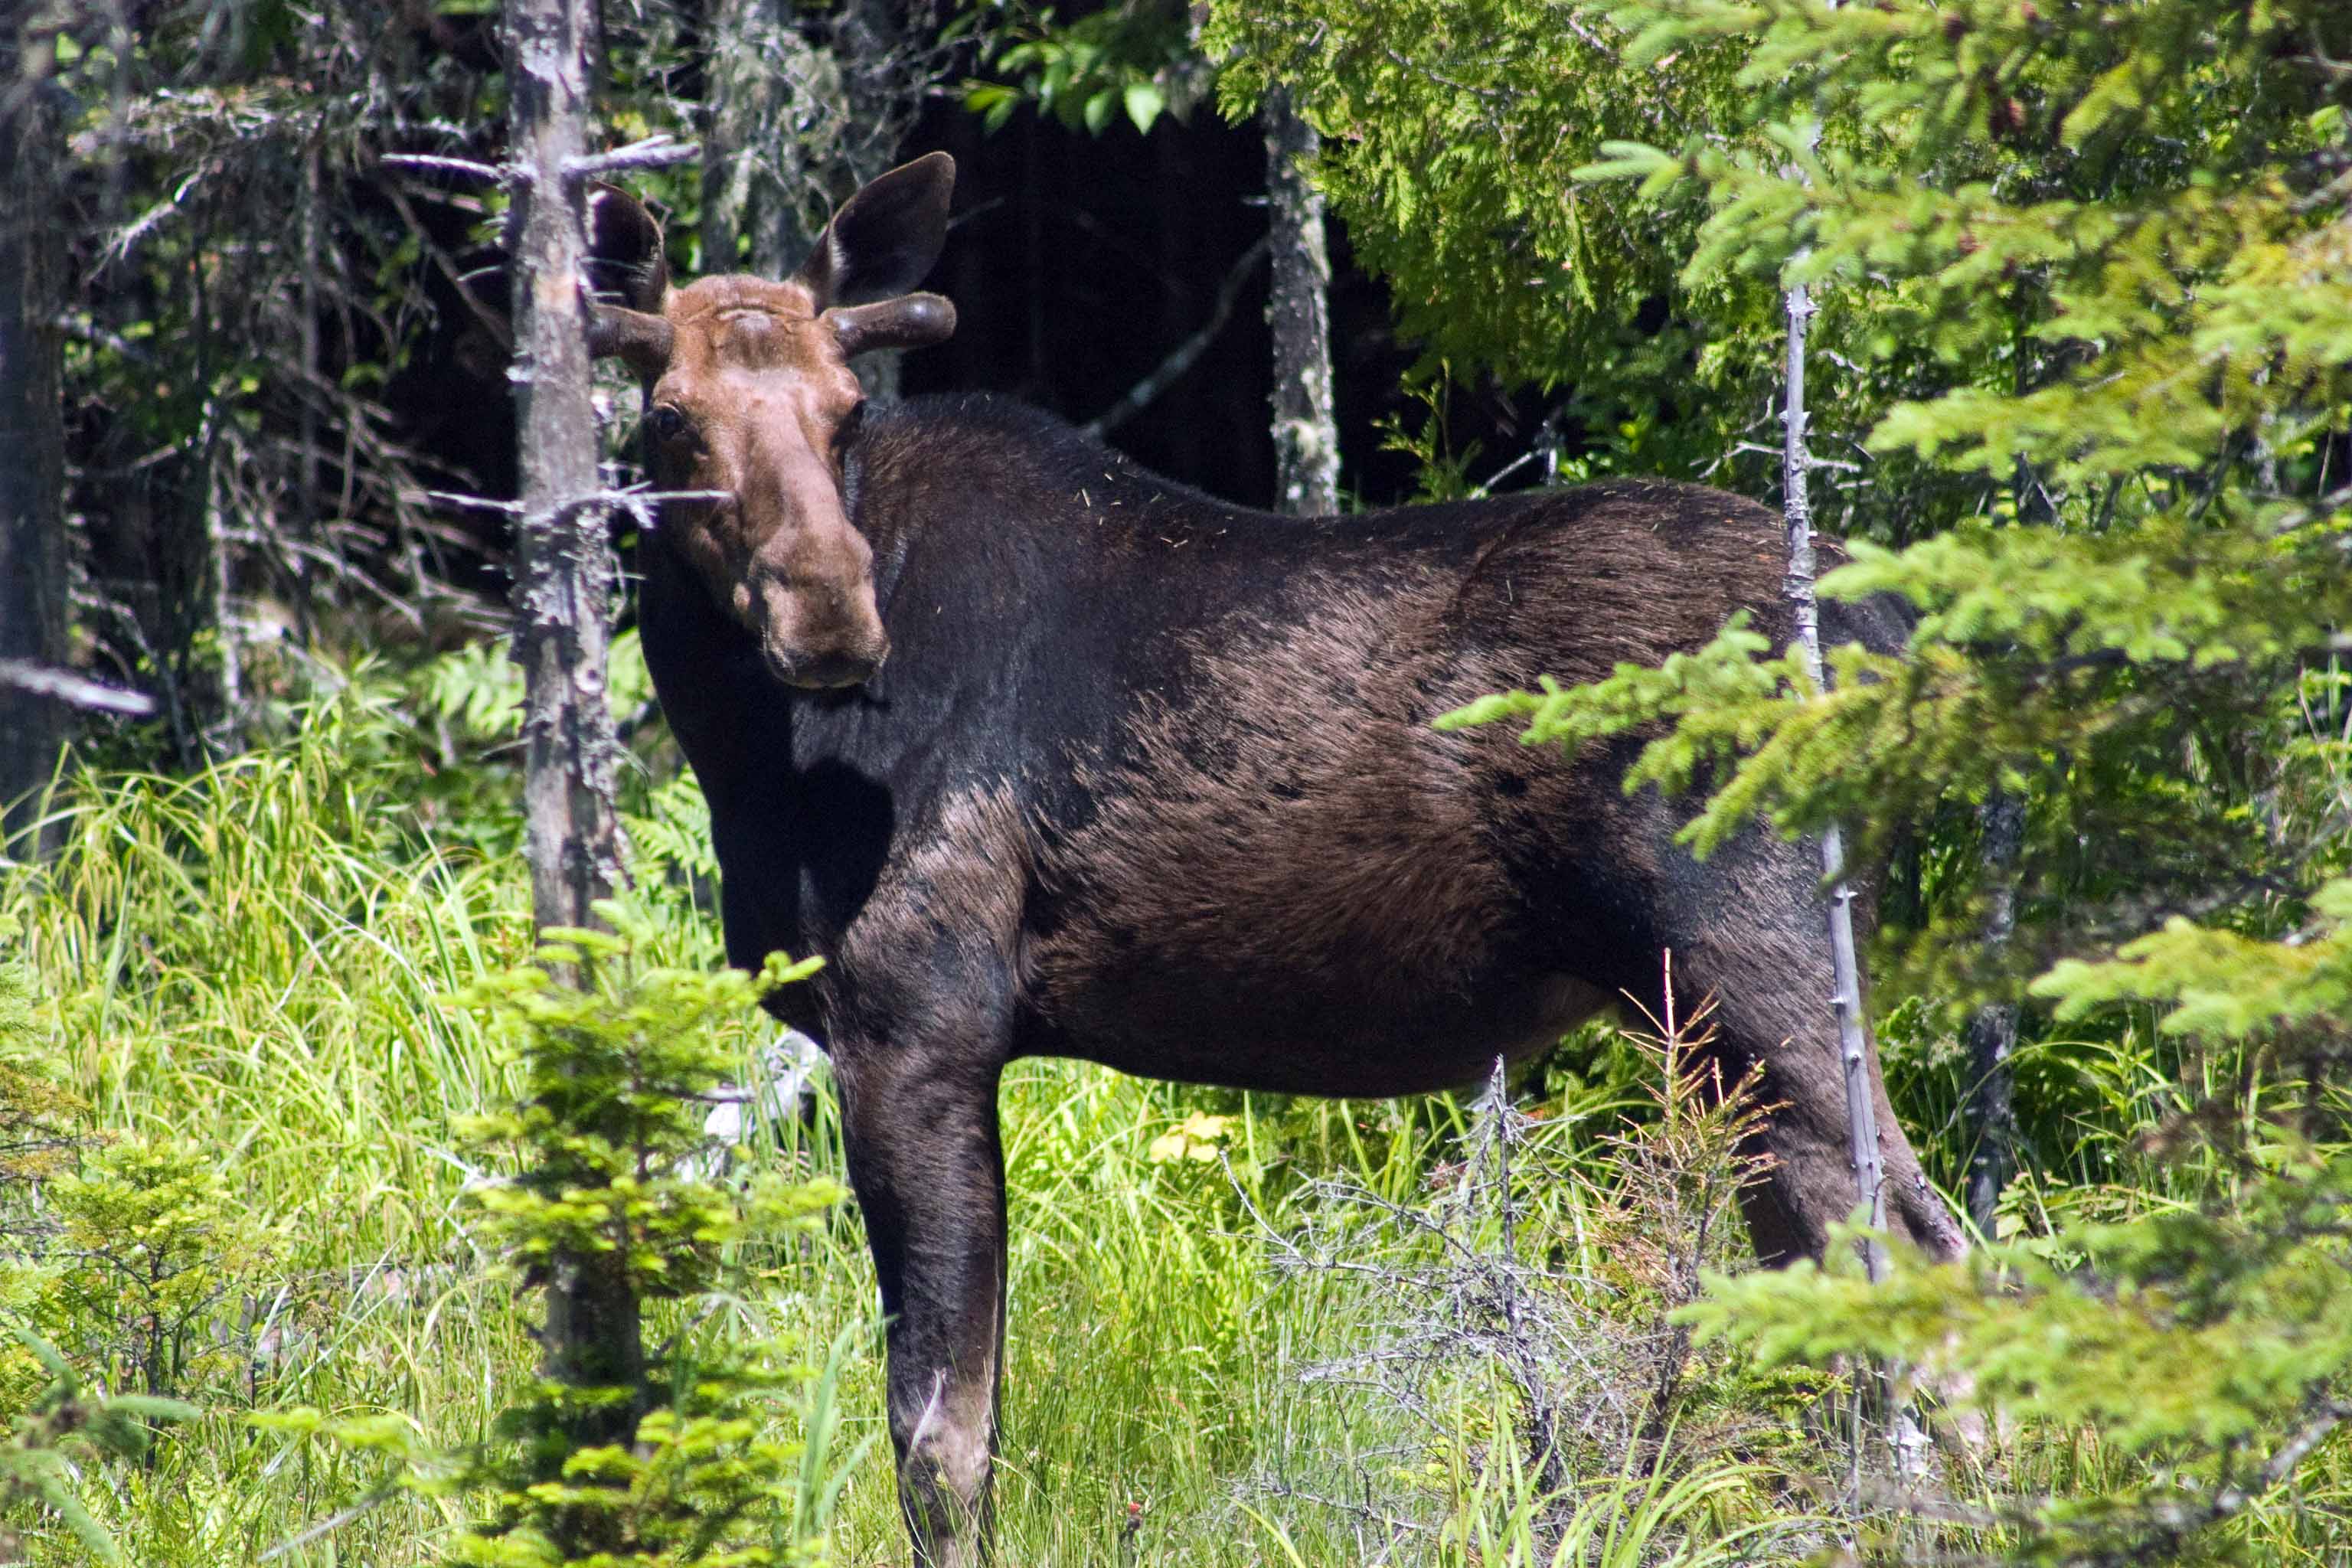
646,404,694,446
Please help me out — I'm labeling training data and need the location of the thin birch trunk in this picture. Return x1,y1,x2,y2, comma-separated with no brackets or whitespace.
1261,87,1340,517
502,0,640,1513
292,141,321,645
1782,129,1931,1498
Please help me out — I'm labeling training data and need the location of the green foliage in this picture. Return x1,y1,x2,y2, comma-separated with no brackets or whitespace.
44,1138,277,1402
1441,502,2352,942
1210,0,2352,1554
32,0,524,747
0,960,91,1191
0,1329,198,1566
1434,0,2352,988
27,679,2352,1561
435,906,845,1567
0,965,204,1561
454,916,828,1305
1206,0,1729,372
1690,1157,2352,1563
1409,0,2352,1558
961,1,1207,136
1206,0,1782,489
2040,874,2352,1042
1212,0,2352,519
416,630,658,747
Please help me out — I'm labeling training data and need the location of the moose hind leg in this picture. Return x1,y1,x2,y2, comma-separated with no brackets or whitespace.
837,1050,1008,1567
1633,823,1965,1266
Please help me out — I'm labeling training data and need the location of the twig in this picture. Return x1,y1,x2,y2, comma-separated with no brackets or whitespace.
377,178,513,354
1851,1400,2352,1548
417,486,729,526
0,660,157,716
1469,446,1544,498
567,135,701,178
1256,1478,1435,1537
1083,236,1272,439
417,489,524,514
50,310,157,366
259,1488,399,1561
377,151,506,184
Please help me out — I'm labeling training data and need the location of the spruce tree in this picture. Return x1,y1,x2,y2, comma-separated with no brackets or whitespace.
1214,0,2352,1546
1406,0,2352,1552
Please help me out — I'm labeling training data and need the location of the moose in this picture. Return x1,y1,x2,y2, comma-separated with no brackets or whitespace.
575,152,1965,1565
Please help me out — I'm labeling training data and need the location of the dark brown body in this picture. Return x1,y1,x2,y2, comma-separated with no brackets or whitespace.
580,155,1962,1566
641,397,1964,1564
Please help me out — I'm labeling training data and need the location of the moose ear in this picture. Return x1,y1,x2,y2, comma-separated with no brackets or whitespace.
585,182,669,312
462,184,675,381
581,184,674,380
793,152,956,309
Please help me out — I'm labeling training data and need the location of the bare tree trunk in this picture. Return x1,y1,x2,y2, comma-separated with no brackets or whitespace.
188,260,245,754
1779,263,1887,1282
1260,87,1339,517
1963,790,2024,1236
1782,189,1932,1494
502,0,639,1519
0,4,70,854
1959,448,2045,1240
506,0,628,941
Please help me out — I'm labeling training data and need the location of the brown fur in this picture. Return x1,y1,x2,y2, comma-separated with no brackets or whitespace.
841,783,1036,991
1022,487,1785,1086
600,156,1967,1568
640,276,888,690
1043,570,1508,1017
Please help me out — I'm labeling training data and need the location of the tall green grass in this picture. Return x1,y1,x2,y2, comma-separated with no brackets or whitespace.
3,684,2338,1565
0,687,1774,1563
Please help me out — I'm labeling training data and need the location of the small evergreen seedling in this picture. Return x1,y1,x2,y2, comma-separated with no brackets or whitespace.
0,959,201,1560
441,899,846,1566
44,1138,277,1403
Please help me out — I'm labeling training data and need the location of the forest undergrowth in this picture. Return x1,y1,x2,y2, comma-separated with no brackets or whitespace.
0,677,2345,1565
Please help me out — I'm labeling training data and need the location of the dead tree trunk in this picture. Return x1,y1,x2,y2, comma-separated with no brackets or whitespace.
0,6,70,854
1260,87,1339,518
1779,263,1887,1281
1962,452,2045,1238
506,0,628,940
501,0,639,1508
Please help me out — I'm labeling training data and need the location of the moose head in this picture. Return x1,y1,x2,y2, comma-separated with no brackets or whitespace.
584,153,958,689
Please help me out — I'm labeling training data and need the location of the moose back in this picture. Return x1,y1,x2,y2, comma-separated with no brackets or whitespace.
578,152,1964,1566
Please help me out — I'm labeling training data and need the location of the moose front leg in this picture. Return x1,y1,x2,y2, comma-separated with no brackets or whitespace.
835,1048,1008,1568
